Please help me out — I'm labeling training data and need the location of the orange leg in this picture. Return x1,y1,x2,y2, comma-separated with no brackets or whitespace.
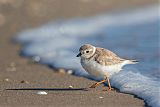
89,79,106,88
90,76,113,91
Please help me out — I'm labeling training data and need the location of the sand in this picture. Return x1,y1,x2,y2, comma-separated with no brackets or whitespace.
0,0,157,107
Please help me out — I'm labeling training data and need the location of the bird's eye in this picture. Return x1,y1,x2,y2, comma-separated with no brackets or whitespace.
86,51,89,53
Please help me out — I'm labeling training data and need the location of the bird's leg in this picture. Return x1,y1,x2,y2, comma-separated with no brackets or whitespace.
102,76,114,91
89,76,114,91
89,79,106,88
106,76,113,91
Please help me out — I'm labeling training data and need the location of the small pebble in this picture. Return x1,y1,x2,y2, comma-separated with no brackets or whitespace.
69,85,73,89
67,70,73,75
20,80,29,84
4,78,10,82
37,91,48,95
99,96,104,99
58,69,66,74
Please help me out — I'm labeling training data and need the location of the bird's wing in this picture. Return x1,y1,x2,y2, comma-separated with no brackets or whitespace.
94,47,124,66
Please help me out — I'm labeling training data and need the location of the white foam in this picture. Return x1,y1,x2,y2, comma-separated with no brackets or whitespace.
16,5,160,107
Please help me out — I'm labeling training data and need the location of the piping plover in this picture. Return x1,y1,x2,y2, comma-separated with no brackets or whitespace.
77,44,138,91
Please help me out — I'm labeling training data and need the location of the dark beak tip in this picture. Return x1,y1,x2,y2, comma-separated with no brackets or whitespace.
76,53,81,57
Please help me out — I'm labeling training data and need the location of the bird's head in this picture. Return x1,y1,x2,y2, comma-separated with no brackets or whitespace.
77,44,96,59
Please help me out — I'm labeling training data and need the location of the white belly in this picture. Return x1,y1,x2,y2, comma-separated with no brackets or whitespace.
81,59,123,77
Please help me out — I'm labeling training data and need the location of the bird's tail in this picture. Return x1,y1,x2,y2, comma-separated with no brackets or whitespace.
127,60,139,64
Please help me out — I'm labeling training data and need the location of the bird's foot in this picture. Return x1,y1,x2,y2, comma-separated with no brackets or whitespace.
102,87,114,91
107,87,114,91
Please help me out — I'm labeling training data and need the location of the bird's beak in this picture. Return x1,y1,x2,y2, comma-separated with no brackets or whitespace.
76,53,81,57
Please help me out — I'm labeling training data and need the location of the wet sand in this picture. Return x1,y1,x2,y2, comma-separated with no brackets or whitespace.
0,0,157,107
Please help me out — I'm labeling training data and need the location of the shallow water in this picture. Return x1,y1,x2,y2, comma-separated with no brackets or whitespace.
16,5,160,107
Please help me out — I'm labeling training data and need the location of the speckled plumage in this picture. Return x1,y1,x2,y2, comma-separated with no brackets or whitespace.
94,47,125,66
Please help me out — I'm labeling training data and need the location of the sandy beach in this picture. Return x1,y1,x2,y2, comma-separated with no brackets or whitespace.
0,0,157,107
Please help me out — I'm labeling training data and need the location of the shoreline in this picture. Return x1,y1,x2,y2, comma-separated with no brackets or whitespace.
0,0,157,106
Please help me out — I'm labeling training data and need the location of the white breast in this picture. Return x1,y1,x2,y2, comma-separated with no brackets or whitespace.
81,59,124,77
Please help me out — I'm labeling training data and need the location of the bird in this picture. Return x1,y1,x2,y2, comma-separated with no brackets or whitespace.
76,44,138,91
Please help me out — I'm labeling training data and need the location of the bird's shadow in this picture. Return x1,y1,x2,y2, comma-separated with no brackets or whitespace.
6,88,88,91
